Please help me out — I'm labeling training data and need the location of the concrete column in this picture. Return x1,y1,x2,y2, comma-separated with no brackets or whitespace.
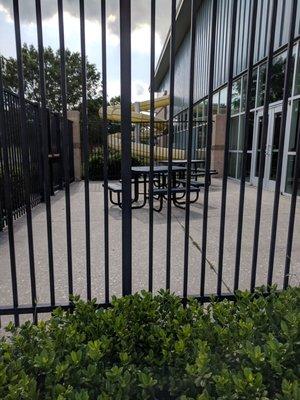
211,114,226,178
67,110,81,181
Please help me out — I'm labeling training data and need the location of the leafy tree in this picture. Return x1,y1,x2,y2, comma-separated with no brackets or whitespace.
79,97,103,147
109,95,120,105
2,43,101,113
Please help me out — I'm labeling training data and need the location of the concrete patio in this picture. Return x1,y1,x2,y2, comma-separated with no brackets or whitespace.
0,178,299,320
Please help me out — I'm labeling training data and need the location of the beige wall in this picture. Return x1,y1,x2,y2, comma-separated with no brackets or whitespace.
67,110,81,181
211,114,226,177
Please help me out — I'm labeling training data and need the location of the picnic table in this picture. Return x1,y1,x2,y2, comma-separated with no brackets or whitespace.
106,165,217,211
159,159,205,166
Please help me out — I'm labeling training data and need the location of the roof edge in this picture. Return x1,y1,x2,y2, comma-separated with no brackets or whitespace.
154,0,202,90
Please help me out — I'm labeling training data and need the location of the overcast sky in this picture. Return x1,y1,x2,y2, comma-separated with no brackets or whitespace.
0,0,174,102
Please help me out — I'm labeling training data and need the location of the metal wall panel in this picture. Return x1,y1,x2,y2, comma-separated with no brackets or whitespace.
158,0,300,115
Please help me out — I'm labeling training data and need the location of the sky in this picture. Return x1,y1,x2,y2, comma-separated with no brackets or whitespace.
0,0,174,102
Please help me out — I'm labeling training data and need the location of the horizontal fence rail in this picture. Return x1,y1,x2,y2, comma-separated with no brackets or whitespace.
0,0,299,325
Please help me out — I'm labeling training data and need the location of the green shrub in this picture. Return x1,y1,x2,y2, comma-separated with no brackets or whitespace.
0,288,299,399
88,147,143,181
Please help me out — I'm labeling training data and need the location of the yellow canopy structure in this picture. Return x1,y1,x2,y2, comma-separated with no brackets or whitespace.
130,94,169,112
99,105,166,124
98,94,169,125
98,94,186,161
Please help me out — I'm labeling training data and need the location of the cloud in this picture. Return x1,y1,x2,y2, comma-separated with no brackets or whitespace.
132,80,149,102
131,24,162,56
0,0,173,46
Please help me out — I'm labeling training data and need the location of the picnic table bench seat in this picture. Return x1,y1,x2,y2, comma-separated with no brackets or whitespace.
153,186,201,211
104,182,147,209
176,179,205,188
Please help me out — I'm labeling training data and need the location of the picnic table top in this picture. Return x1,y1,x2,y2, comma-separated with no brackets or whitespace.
159,159,205,164
131,166,186,174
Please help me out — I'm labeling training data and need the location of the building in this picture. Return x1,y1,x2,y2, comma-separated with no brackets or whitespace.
154,0,300,195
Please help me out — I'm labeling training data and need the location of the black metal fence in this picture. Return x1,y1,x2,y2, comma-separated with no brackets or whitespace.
88,120,207,180
0,0,299,326
0,88,74,230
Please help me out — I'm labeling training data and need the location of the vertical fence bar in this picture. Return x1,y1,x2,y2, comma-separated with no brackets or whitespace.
0,58,19,325
234,0,258,291
148,0,155,292
35,0,55,306
217,0,237,296
13,0,37,321
57,0,73,297
251,0,278,292
183,0,197,300
200,0,217,299
284,111,300,289
101,0,109,303
267,0,297,287
119,0,132,296
79,0,91,300
166,0,176,290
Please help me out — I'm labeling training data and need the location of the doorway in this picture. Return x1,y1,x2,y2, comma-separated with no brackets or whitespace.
251,105,282,190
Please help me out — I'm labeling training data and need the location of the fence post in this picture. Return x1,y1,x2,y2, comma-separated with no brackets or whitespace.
67,110,81,180
211,114,226,178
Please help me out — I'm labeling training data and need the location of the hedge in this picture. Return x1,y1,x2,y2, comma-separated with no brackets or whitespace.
0,288,299,399
88,148,143,181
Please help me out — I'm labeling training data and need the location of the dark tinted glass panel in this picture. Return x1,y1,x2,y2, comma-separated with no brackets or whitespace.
245,153,252,182
269,112,281,181
229,152,237,178
239,114,245,150
231,79,241,114
239,113,254,151
257,64,266,107
203,100,208,119
219,87,227,114
285,155,300,195
213,93,219,115
250,68,258,109
255,116,263,177
289,99,300,152
229,116,239,150
294,47,300,95
270,52,288,103
248,112,254,150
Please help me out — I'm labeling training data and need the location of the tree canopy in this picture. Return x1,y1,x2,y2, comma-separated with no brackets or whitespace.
2,44,101,113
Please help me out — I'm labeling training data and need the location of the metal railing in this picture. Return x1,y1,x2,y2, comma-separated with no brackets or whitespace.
87,120,207,180
0,89,74,231
0,89,42,230
0,0,299,325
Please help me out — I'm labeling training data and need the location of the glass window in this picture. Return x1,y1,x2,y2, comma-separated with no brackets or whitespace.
257,63,266,107
229,116,239,150
228,152,237,178
255,116,263,177
245,153,252,182
231,79,241,114
238,115,245,151
250,68,258,109
239,112,254,152
219,87,227,114
248,112,254,151
241,69,258,111
285,155,300,195
270,51,288,103
289,99,300,152
257,51,294,106
294,45,300,95
203,99,208,119
213,92,219,115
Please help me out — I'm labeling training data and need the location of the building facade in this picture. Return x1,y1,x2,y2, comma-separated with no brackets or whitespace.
154,0,300,195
